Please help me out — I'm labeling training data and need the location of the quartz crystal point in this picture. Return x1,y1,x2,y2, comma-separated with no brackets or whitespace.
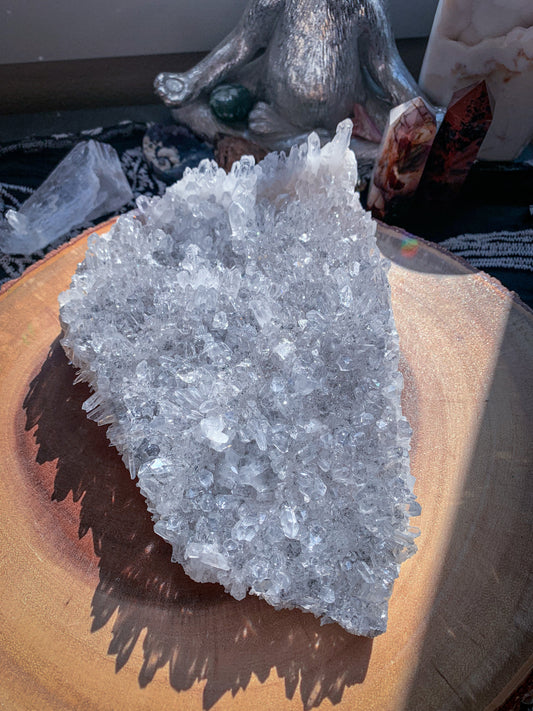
420,0,533,161
418,82,493,201
367,98,437,220
0,140,132,255
59,120,419,638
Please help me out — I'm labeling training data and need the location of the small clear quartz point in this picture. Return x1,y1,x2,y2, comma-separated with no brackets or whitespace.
1,140,132,255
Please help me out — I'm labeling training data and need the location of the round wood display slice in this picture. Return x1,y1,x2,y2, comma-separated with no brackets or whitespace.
0,219,531,711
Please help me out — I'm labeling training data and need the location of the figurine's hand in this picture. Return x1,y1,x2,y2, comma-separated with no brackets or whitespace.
154,72,197,106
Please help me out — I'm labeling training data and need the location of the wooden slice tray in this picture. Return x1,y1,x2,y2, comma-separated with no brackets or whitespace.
0,219,531,711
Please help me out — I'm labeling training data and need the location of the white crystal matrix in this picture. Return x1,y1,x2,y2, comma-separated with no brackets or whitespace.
60,121,419,637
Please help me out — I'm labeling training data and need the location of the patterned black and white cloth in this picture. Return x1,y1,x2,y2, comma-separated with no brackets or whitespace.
441,229,533,273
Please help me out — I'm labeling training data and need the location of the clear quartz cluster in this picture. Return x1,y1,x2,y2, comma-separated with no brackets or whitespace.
59,120,419,637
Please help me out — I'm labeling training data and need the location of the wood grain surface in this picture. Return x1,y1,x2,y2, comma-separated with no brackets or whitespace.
0,219,531,711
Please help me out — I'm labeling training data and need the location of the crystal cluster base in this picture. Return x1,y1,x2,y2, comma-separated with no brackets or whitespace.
59,121,419,637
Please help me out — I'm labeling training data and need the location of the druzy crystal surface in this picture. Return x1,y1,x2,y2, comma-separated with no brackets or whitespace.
59,120,419,637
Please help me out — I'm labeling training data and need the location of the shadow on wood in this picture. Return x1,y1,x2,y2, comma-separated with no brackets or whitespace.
23,338,373,710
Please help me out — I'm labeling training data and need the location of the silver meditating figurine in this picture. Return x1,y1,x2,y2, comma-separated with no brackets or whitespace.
155,0,423,170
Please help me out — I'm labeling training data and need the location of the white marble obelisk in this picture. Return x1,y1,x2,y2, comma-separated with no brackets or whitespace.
420,1,533,161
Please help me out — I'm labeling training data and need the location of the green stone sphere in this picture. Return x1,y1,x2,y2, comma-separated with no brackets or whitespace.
209,84,254,124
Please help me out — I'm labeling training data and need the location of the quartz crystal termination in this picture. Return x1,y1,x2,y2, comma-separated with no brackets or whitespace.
367,97,437,220
418,82,493,202
59,120,419,638
0,141,132,255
